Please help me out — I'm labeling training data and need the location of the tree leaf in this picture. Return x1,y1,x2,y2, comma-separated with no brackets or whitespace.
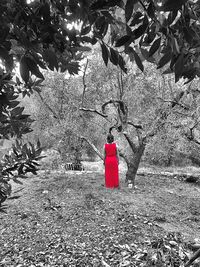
11,107,24,117
80,36,94,43
160,0,189,11
157,51,172,69
115,35,131,47
37,139,41,149
118,55,127,73
140,48,155,63
26,57,44,80
101,11,115,22
167,10,178,24
125,0,138,22
90,0,122,9
40,2,50,21
133,50,144,72
149,37,161,57
130,12,143,27
143,28,156,45
9,101,20,108
110,48,119,65
16,76,21,85
13,178,23,185
42,49,58,71
20,56,29,83
66,62,80,75
132,15,149,40
31,52,47,70
81,25,91,35
172,37,180,54
183,27,194,44
170,54,176,69
175,53,184,82
76,46,91,52
0,47,13,71
147,2,155,19
101,43,109,66
106,0,123,7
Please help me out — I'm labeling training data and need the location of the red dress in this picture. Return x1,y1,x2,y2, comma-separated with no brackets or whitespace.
104,143,119,188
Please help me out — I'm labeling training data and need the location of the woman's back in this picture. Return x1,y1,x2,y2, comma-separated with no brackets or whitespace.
105,143,117,157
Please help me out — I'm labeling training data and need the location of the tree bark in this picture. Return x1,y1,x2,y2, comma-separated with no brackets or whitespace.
125,143,146,186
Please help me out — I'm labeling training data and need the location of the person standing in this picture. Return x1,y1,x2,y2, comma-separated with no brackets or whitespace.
104,133,119,188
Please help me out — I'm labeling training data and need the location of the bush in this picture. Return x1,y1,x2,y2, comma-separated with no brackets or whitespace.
39,149,61,170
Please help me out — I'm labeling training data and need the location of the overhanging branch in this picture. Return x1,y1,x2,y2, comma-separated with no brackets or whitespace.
127,121,143,129
79,107,108,118
102,100,127,114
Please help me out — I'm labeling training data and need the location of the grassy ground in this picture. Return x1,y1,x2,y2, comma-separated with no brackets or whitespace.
0,164,200,266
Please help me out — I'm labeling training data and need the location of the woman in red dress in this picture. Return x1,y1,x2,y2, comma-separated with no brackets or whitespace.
104,134,119,188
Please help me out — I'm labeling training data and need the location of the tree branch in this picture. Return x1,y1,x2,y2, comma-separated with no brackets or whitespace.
185,127,200,145
79,107,108,118
127,121,143,129
80,136,104,160
173,110,191,117
82,59,89,105
102,99,128,131
109,125,118,134
102,100,125,113
157,97,189,110
101,100,114,113
127,121,144,144
120,69,124,99
185,248,200,267
117,70,124,100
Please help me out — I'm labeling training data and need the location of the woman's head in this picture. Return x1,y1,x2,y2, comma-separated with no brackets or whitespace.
107,133,114,143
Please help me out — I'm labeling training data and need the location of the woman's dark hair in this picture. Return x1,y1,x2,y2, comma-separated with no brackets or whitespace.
107,133,114,143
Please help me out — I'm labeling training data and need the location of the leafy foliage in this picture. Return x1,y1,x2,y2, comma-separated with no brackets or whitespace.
1,0,200,139
0,139,44,205
0,70,34,139
1,0,200,84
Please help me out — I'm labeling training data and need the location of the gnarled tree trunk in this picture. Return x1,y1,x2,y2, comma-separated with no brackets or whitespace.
125,143,146,185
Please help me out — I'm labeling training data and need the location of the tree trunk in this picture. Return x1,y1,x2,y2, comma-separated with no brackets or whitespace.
125,143,146,186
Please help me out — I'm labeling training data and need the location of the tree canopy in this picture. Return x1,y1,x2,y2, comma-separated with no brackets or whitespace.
1,0,200,138
1,0,200,81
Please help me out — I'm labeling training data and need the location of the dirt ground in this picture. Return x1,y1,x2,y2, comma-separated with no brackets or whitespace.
0,163,200,266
